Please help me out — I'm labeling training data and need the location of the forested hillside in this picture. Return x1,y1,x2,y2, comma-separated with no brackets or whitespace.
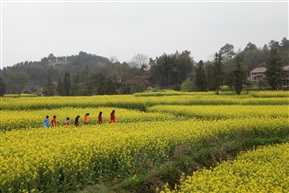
0,37,288,96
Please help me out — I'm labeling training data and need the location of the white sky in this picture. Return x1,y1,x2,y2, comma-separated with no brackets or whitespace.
1,0,288,68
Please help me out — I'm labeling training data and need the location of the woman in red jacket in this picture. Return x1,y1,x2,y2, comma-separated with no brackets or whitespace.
98,112,102,124
51,115,57,127
110,110,116,123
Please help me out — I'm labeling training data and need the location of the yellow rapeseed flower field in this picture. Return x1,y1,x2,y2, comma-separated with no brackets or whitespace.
0,107,176,131
162,142,289,193
1,117,288,192
1,92,288,110
148,105,289,120
1,91,288,192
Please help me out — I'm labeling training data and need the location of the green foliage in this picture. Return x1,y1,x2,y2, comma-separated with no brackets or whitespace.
212,53,224,95
280,37,289,65
89,73,116,95
219,43,235,60
181,78,195,92
195,61,207,91
45,73,56,96
265,48,284,90
63,72,71,96
4,68,30,95
150,50,194,89
57,78,64,96
0,77,6,97
2,37,288,95
205,63,214,91
233,57,246,95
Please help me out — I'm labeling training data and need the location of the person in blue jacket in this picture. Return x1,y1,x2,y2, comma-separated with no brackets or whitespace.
43,115,50,127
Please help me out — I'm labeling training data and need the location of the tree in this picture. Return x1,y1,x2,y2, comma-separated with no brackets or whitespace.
263,44,269,52
56,78,64,96
150,53,172,88
269,40,279,50
104,77,116,95
0,77,6,97
46,73,55,96
219,43,235,60
212,53,224,95
6,69,30,96
256,77,268,90
280,37,289,65
233,57,246,95
181,78,195,92
71,73,80,96
130,53,149,71
89,72,106,95
265,48,284,90
195,60,207,91
244,42,257,52
234,41,266,72
205,63,214,90
63,73,71,96
177,50,194,83
150,51,194,89
224,71,234,91
48,53,55,60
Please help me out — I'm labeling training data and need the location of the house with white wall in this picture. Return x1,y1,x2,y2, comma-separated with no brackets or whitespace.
249,65,289,88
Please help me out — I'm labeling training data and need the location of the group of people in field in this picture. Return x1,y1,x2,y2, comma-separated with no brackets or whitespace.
43,110,116,127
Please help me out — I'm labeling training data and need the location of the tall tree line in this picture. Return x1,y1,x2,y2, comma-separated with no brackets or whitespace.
0,37,288,96
150,50,194,89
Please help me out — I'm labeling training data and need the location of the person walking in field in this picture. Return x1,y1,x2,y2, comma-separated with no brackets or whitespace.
51,115,57,127
64,117,70,127
84,113,90,125
75,115,80,127
43,115,50,127
110,110,116,123
98,112,102,124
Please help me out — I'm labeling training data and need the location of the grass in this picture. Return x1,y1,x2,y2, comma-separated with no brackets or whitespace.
76,135,288,193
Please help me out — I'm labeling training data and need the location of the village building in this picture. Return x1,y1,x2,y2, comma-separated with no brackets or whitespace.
249,65,289,88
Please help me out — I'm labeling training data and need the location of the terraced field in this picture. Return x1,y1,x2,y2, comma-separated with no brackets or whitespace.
0,91,288,193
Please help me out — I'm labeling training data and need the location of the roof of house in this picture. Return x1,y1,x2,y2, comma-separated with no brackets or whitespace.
250,67,266,74
250,65,289,74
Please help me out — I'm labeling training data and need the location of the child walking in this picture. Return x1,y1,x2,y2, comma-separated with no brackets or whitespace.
98,112,102,124
64,117,70,127
51,115,57,127
110,110,116,123
75,115,80,127
84,113,90,125
43,115,50,127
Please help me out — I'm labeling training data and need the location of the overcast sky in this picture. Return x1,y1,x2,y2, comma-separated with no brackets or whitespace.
1,0,288,68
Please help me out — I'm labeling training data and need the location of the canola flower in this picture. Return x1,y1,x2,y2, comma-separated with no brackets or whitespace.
161,142,289,193
250,90,289,98
1,91,288,192
1,93,288,110
134,90,289,97
0,107,176,131
1,117,288,192
2,104,287,131
148,105,289,120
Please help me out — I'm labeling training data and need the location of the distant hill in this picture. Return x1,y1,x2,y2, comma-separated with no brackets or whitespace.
1,51,115,94
1,51,150,96
1,37,288,95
